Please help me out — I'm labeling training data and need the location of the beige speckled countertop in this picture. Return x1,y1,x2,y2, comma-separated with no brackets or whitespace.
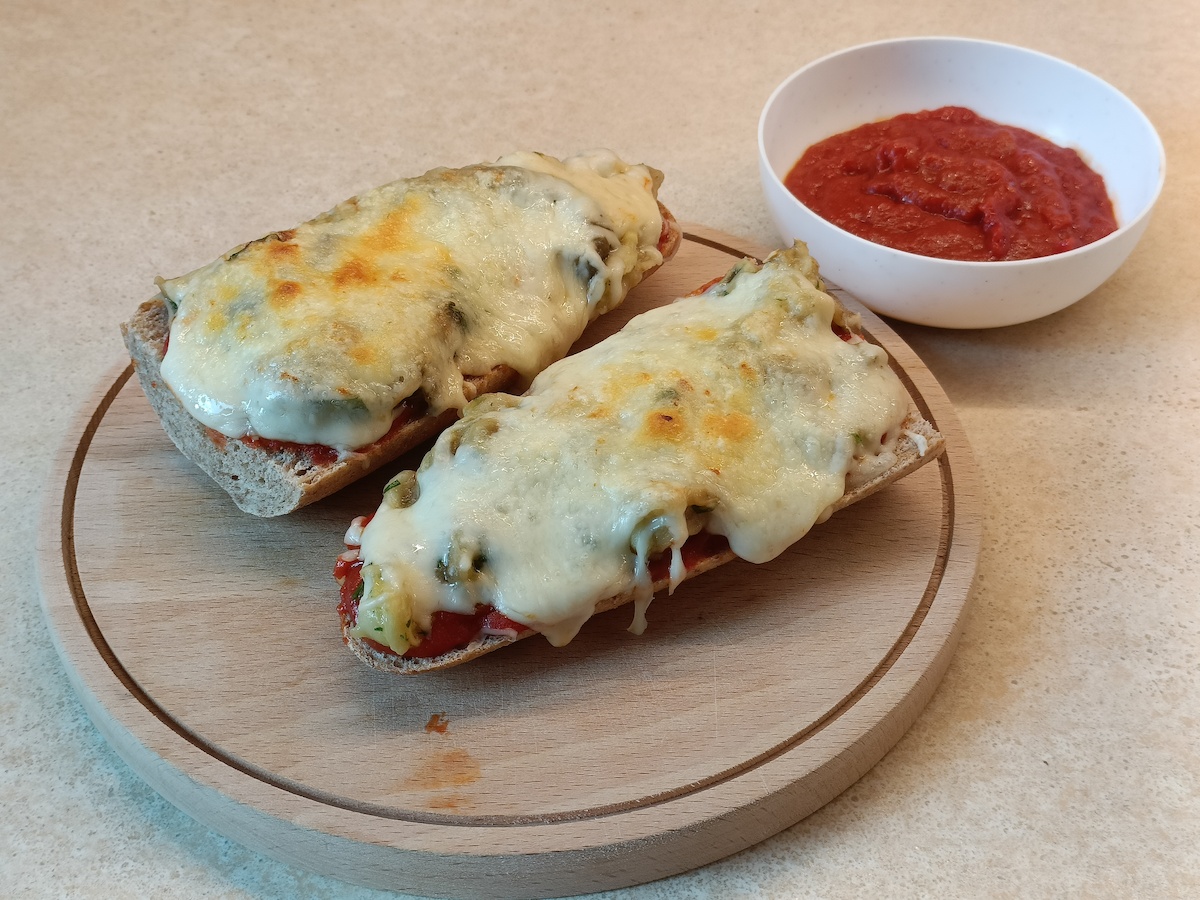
4,1,1198,897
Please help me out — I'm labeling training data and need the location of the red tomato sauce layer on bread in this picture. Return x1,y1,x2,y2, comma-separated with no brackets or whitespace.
336,557,525,658
785,106,1118,261
336,530,732,659
206,393,427,463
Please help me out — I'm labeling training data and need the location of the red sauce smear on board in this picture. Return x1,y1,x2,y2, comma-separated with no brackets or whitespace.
784,106,1118,262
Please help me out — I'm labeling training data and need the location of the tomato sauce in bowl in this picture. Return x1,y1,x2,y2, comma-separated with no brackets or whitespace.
784,106,1117,262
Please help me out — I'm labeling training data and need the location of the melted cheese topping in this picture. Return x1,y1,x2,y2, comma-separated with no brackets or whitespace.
349,245,913,653
157,150,665,449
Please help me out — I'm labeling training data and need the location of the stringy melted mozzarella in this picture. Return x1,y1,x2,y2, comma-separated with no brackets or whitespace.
157,150,665,449
349,245,913,655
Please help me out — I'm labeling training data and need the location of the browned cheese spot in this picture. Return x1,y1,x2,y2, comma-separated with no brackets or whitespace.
332,256,377,290
331,319,374,366
642,408,687,443
361,208,415,256
347,344,375,365
703,410,756,443
266,234,299,259
268,280,303,309
585,401,613,420
204,310,227,333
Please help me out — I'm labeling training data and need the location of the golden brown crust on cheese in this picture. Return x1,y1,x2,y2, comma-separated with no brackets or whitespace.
341,407,945,674
122,201,680,517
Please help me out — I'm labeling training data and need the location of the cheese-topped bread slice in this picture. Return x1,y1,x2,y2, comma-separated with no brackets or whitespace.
122,149,679,516
336,243,945,673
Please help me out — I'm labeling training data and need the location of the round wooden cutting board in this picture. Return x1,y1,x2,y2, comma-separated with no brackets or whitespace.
37,227,981,899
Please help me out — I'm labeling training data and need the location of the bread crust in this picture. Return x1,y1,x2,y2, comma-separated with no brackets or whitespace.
340,406,945,675
122,203,680,517
657,201,682,265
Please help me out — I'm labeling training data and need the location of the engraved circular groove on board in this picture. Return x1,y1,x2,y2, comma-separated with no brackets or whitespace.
37,227,981,899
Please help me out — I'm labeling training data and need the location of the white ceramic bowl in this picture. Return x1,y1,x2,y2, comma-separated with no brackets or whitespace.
758,37,1165,328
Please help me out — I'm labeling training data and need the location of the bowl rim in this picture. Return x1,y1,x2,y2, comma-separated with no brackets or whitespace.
756,35,1167,269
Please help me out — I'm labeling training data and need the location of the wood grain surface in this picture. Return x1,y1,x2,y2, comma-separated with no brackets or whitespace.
36,227,982,899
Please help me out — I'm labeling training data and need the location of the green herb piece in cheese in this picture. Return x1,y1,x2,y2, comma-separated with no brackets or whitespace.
383,471,420,508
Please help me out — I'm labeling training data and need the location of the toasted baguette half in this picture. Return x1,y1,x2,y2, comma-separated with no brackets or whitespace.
341,408,943,674
122,202,680,518
121,300,519,517
337,240,946,676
